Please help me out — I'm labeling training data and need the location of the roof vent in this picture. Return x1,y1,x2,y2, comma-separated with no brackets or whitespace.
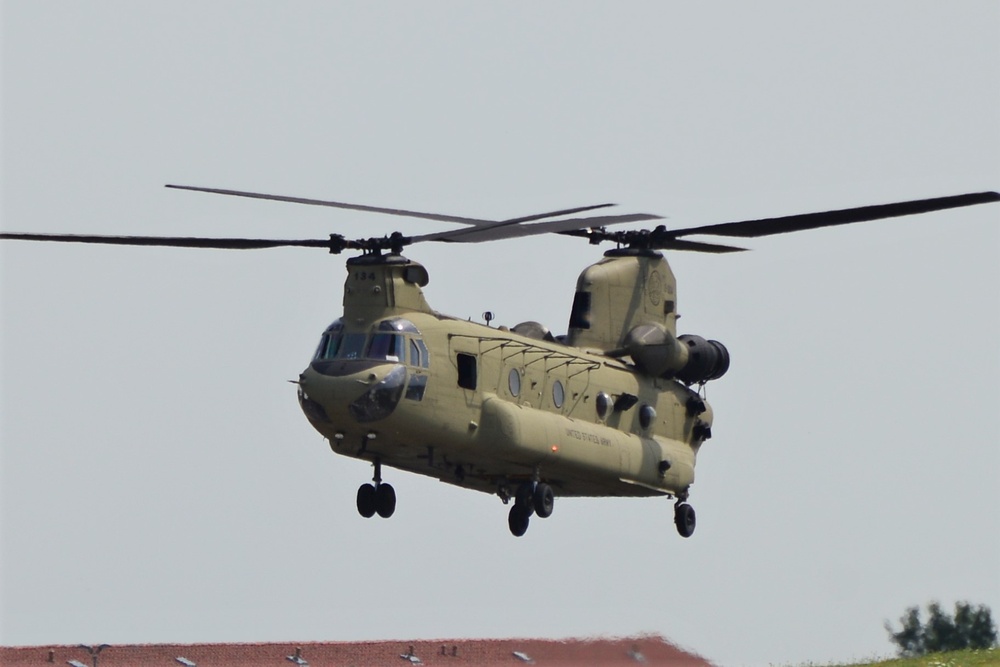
512,651,535,664
175,658,196,667
399,646,422,665
285,647,308,666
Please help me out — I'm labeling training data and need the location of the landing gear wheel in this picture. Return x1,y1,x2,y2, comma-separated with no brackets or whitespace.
508,504,530,537
674,502,696,538
375,483,396,518
356,483,377,518
533,483,555,518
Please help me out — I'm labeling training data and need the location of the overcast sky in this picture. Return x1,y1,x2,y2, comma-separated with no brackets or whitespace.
2,3,998,666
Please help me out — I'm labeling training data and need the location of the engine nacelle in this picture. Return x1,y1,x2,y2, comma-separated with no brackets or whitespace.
623,323,688,377
624,324,729,384
675,334,730,384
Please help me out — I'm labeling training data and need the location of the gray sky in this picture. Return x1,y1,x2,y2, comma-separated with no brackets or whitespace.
2,3,998,666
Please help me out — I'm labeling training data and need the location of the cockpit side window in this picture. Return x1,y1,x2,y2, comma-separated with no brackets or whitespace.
313,319,345,361
313,334,330,361
314,332,344,360
409,338,430,368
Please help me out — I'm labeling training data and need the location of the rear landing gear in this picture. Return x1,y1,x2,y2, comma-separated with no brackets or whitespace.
356,458,395,519
674,502,696,538
506,481,555,537
357,483,377,518
375,482,396,518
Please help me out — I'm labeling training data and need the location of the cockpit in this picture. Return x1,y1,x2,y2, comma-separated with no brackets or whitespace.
313,318,430,368
305,317,432,423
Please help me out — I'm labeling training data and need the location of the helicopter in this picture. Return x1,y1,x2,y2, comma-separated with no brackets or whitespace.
3,187,998,538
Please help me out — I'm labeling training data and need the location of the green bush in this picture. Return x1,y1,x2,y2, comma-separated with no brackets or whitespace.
885,602,998,657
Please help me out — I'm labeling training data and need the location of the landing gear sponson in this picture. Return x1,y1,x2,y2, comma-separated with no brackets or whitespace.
353,463,694,538
504,481,697,538
356,457,396,519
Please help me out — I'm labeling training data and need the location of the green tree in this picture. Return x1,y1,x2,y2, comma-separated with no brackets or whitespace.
885,601,998,656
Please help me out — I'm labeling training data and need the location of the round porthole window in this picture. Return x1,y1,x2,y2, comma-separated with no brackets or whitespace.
596,391,611,419
508,368,521,397
639,404,656,430
552,380,565,408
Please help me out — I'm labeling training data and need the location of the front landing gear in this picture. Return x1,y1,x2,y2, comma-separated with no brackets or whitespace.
357,458,396,519
506,481,555,537
674,501,696,538
508,503,530,537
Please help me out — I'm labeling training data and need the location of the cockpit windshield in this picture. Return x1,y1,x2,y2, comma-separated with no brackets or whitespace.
311,317,429,367
367,332,406,361
338,333,367,360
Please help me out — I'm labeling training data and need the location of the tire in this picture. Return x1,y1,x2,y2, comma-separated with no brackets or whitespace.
533,483,555,518
508,505,530,537
356,483,377,518
375,483,396,519
674,503,696,538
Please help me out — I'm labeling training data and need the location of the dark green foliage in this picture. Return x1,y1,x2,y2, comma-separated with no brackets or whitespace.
885,601,998,657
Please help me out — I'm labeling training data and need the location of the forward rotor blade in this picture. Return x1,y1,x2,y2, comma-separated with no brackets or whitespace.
0,232,335,250
671,191,1000,238
165,184,615,227
412,213,663,244
499,203,617,225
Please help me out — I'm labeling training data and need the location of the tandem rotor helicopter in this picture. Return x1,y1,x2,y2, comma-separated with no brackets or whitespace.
3,186,998,537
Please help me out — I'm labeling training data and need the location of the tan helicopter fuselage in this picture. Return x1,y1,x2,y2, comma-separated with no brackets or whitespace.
297,251,718,501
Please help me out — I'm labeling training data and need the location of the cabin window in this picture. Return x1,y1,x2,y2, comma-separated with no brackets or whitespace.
640,404,656,430
457,353,477,390
552,380,565,408
337,333,368,360
508,369,521,397
596,391,611,419
569,291,592,329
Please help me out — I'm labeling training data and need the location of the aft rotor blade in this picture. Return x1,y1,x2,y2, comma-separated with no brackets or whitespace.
412,213,663,244
672,191,1000,238
651,238,747,253
558,228,747,253
165,184,615,227
0,232,337,250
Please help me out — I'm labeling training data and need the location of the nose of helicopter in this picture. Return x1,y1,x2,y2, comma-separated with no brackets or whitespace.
297,361,408,430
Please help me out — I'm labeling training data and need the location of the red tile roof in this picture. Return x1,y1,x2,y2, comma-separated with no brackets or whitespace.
1,636,714,667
